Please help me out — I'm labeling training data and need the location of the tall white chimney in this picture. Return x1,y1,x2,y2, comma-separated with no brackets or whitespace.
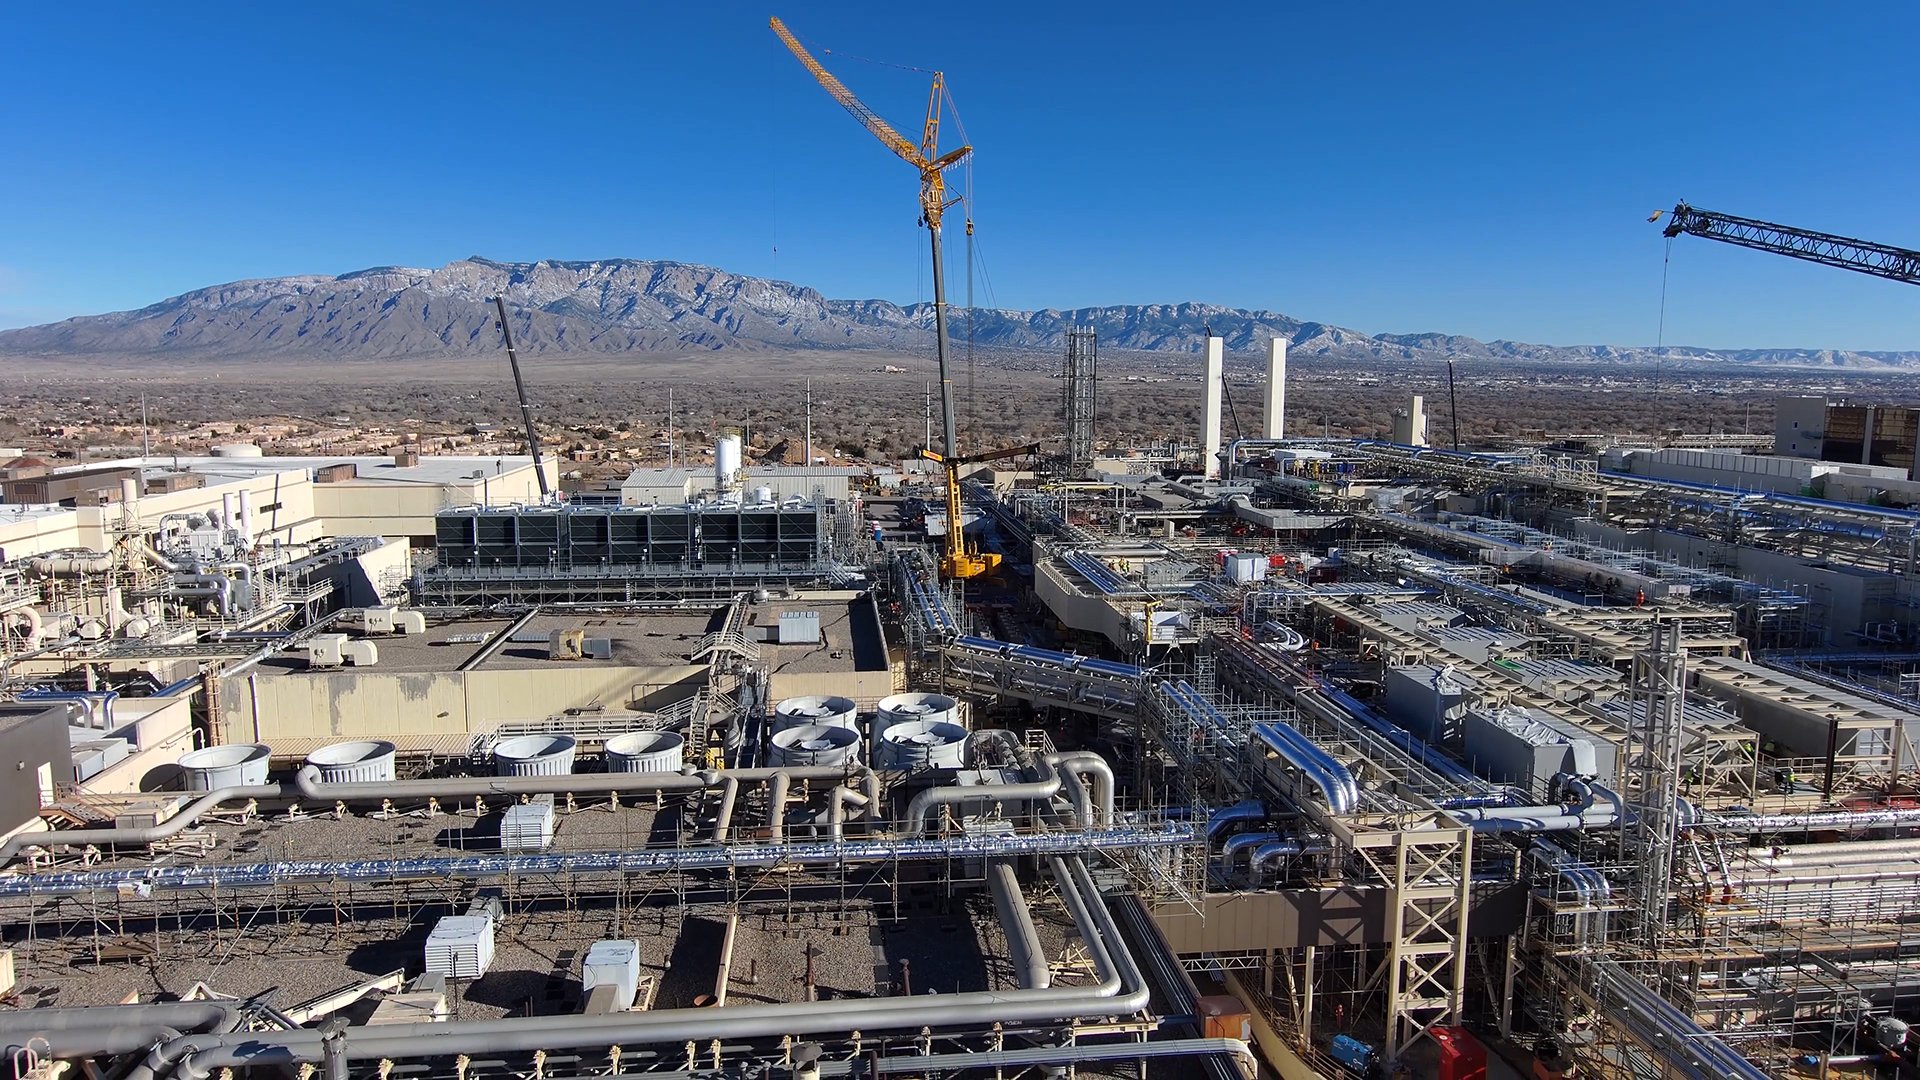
1202,336,1225,479
1264,336,1287,439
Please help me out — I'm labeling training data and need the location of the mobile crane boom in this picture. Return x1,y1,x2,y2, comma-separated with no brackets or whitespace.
1657,202,1920,287
773,16,1030,579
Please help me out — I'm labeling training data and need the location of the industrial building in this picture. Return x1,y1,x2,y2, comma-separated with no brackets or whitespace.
8,341,1920,1080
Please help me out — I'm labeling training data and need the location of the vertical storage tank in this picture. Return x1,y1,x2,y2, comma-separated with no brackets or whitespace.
305,740,398,783
715,433,743,493
604,731,685,773
876,721,968,770
493,734,578,777
179,744,272,791
874,693,960,744
769,724,862,767
773,695,859,733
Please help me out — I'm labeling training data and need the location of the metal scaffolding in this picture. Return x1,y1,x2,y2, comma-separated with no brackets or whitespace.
1063,329,1098,469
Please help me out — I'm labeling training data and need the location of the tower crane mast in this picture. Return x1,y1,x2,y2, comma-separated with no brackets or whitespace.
1657,202,1920,286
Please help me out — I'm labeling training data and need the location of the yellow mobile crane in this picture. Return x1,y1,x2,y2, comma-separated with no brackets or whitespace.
771,16,1035,578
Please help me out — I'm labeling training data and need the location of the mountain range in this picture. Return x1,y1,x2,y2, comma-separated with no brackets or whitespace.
3,256,1914,369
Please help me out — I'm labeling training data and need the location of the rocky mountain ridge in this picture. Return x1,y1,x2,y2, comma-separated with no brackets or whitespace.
3,256,1913,369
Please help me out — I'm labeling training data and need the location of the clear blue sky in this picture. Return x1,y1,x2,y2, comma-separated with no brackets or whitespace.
4,1,1917,350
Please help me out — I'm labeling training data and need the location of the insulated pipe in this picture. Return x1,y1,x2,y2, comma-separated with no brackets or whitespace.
172,575,232,618
905,773,1063,838
133,539,182,572
1690,806,1920,833
29,552,115,576
1252,840,1305,877
4,1026,185,1059
143,856,1147,1080
827,787,869,842
987,859,1051,989
1206,801,1266,840
766,772,791,842
1056,767,1094,829
0,784,282,863
0,1003,240,1040
0,824,1200,899
965,729,1027,770
709,776,739,843
290,764,869,804
1220,831,1280,870
1043,751,1115,828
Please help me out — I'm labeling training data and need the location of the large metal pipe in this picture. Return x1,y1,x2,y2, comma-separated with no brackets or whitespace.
905,773,1063,838
0,784,281,863
987,860,1050,989
1043,751,1115,828
1,824,1198,899
766,772,791,842
1691,806,1920,833
1220,831,1279,871
709,776,739,843
128,857,1147,1079
827,786,869,842
2,766,879,868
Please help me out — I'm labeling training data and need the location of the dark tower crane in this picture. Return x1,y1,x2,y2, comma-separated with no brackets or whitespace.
1656,203,1920,286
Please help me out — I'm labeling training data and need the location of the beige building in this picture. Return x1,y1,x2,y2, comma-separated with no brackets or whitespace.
0,453,556,560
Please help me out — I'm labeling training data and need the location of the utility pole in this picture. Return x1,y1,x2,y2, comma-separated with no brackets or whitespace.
668,388,675,470
140,395,150,460
805,379,813,466
1446,361,1461,451
492,296,550,499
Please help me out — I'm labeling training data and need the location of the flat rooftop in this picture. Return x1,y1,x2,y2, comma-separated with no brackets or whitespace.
2,889,1077,1019
59,454,543,488
246,610,727,676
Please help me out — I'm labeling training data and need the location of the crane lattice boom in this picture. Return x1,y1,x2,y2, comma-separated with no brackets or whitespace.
1660,202,1920,286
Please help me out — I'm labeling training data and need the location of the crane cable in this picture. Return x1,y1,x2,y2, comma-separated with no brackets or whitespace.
1655,234,1674,396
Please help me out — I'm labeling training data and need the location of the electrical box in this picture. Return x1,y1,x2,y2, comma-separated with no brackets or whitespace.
362,607,397,634
305,634,348,668
581,939,642,1011
549,628,586,660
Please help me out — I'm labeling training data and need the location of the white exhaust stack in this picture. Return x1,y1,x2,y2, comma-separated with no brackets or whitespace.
1202,335,1224,479
1264,336,1287,439
237,488,256,550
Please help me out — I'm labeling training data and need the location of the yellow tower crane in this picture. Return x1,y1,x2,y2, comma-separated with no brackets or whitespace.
771,16,1035,579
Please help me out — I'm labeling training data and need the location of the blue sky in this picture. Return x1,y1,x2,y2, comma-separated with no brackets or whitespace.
3,1,1917,349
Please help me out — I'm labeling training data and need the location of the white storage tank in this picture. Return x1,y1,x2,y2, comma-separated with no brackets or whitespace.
769,724,862,767
715,433,743,492
211,443,264,458
179,743,272,791
773,695,858,733
874,693,960,743
604,731,685,773
876,721,968,770
305,740,398,783
752,485,774,505
493,734,578,776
